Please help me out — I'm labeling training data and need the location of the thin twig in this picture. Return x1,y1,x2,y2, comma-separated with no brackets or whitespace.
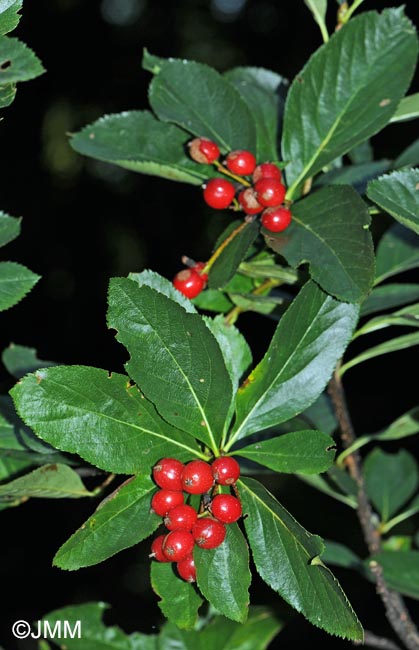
353,630,401,650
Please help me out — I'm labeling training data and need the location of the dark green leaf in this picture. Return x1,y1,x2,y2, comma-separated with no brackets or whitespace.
229,281,358,444
367,169,419,235
11,366,203,473
204,315,252,393
302,392,337,435
70,111,219,186
240,477,363,640
2,343,57,379
348,140,374,164
0,36,44,83
195,522,251,623
0,0,22,35
0,81,15,107
315,160,389,195
295,473,357,508
0,450,33,482
341,331,419,375
355,302,419,337
151,561,203,629
366,551,419,600
395,138,419,168
361,284,419,317
381,496,419,535
282,9,418,197
322,540,363,571
375,407,419,443
229,292,285,315
192,289,233,313
0,261,40,311
375,224,419,284
0,211,20,247
239,259,299,284
54,476,160,570
236,430,335,474
209,220,260,290
264,186,374,303
0,463,92,500
390,93,419,123
149,59,256,153
107,278,233,449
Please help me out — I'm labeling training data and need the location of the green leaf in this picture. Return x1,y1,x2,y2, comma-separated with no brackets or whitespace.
348,140,373,164
240,477,363,640
366,551,419,600
107,278,233,449
239,259,299,284
297,473,357,508
0,261,40,311
208,220,260,290
149,59,256,153
367,169,419,235
229,281,358,444
128,269,196,313
376,407,419,443
70,111,219,186
54,476,160,570
224,66,287,160
282,9,418,197
204,315,252,394
361,284,419,317
390,93,419,123
395,138,419,169
315,160,389,195
375,224,419,284
340,330,419,375
42,602,157,650
355,302,419,337
2,343,57,379
322,540,363,571
302,392,337,435
304,0,329,42
235,430,335,474
195,522,251,623
0,0,22,35
192,289,233,313
0,36,44,83
229,292,285,316
0,81,15,107
0,463,92,500
364,449,419,521
264,186,374,302
11,366,202,473
150,561,203,629
0,211,20,247
381,495,419,535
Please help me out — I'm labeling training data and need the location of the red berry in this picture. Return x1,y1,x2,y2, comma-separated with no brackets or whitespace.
151,489,184,517
212,456,240,485
173,269,206,299
188,137,220,164
261,206,292,233
192,517,226,549
163,529,195,561
181,460,214,494
164,504,198,531
153,457,184,491
150,535,171,562
254,178,286,207
177,554,196,582
252,162,282,184
226,150,256,176
192,261,209,283
211,494,242,523
203,178,235,210
238,188,263,215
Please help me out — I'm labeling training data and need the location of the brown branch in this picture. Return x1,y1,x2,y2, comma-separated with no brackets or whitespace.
328,368,419,650
353,630,401,650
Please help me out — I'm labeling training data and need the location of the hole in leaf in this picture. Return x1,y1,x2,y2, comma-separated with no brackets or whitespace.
0,60,11,71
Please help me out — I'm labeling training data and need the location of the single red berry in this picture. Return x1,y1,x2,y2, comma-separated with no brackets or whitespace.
151,489,184,517
164,504,198,531
226,150,256,176
150,534,171,562
162,529,195,561
238,188,263,215
211,494,242,524
173,269,206,299
192,261,209,283
153,457,184,491
177,554,196,582
188,137,220,164
212,456,240,485
254,178,286,207
261,206,292,233
203,178,235,210
192,517,226,549
181,460,214,494
252,162,282,184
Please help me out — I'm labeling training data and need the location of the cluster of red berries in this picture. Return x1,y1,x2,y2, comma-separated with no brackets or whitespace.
149,456,242,583
171,137,292,299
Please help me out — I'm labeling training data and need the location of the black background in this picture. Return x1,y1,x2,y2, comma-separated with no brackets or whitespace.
1,1,419,648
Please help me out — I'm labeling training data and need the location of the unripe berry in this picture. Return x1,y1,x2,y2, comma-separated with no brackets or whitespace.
261,206,292,233
181,460,214,494
164,504,198,531
226,150,256,176
153,457,184,491
211,494,242,523
188,137,220,164
150,534,171,562
254,178,286,208
203,178,235,210
238,188,263,215
252,162,282,184
192,517,226,549
177,554,196,582
212,456,240,485
173,269,206,299
163,529,195,561
151,489,184,517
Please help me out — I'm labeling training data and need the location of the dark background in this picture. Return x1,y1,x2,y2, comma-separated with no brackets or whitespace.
1,0,419,648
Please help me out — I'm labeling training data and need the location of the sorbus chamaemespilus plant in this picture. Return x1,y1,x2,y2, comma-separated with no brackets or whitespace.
254,177,286,207
152,457,184,491
164,503,198,531
203,178,236,209
150,535,171,562
226,149,256,176
181,459,214,494
173,268,206,299
177,554,196,583
162,529,195,561
212,456,241,485
238,188,263,215
252,162,282,184
211,494,242,523
151,489,184,517
261,206,292,233
188,137,220,164
192,517,226,549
